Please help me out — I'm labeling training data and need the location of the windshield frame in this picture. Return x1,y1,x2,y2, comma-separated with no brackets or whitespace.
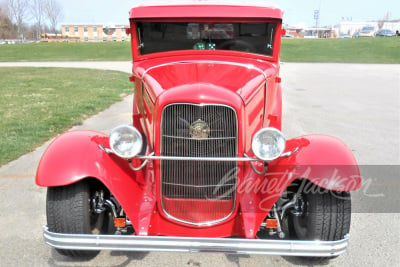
130,18,283,63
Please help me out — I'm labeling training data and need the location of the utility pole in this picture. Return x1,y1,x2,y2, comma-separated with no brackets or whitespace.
314,10,319,37
314,0,322,38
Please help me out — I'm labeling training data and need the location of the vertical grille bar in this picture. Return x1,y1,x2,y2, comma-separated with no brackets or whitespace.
161,103,238,225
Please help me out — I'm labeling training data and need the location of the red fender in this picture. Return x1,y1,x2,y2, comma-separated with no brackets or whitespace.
36,131,156,236
274,134,362,191
239,134,361,237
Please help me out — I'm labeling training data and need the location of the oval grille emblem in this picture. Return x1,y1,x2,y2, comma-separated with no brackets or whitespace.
190,120,210,139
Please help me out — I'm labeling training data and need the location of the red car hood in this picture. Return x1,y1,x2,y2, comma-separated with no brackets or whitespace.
135,59,277,104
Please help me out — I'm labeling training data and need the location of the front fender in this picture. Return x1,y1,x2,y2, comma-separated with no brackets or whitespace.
36,131,156,235
271,134,362,191
36,131,134,187
239,134,361,237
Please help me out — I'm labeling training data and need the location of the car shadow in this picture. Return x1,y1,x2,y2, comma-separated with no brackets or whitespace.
225,253,332,266
47,248,333,266
109,251,149,267
47,248,149,266
281,255,331,266
225,254,250,267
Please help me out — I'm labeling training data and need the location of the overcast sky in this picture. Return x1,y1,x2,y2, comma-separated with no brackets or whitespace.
61,0,400,27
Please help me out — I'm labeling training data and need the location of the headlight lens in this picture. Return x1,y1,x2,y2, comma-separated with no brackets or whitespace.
251,127,286,161
109,125,142,159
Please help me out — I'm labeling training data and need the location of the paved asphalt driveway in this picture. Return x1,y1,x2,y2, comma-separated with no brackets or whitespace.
0,62,399,266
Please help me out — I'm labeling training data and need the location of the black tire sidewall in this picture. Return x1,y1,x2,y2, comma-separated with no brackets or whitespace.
46,181,100,257
291,189,351,242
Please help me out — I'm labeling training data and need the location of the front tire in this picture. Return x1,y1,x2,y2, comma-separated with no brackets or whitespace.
288,186,351,260
46,181,103,258
291,189,351,241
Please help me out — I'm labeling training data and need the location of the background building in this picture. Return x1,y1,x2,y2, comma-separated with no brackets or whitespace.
285,20,400,38
335,20,400,35
60,24,130,42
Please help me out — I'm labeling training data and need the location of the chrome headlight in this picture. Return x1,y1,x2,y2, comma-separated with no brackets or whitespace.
109,125,142,159
251,127,286,161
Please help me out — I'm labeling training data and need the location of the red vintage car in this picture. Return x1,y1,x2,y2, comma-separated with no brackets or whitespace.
36,0,361,259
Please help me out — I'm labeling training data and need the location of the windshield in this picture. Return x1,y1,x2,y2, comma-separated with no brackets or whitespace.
136,22,276,56
361,26,374,32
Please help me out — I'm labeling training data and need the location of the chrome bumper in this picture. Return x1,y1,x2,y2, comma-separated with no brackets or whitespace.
43,226,349,257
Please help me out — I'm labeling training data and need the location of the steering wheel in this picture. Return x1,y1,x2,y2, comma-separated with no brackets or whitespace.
218,40,256,52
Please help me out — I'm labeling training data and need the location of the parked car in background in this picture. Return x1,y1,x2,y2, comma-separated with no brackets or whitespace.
282,33,294,38
37,0,361,260
352,32,359,38
375,29,395,37
303,30,318,39
339,33,351,38
359,26,376,37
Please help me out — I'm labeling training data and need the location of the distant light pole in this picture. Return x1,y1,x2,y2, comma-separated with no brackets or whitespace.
314,10,319,37
314,0,322,38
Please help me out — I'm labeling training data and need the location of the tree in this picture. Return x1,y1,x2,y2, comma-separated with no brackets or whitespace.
44,0,62,33
378,12,391,29
7,0,29,39
30,0,45,39
0,5,6,28
0,5,16,39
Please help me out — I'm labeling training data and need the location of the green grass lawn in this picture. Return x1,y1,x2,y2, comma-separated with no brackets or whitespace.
0,42,132,61
0,67,132,166
0,37,399,63
280,37,400,64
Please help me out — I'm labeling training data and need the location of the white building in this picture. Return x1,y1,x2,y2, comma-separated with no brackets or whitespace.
336,21,400,35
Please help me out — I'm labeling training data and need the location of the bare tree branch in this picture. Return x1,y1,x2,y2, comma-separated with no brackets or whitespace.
378,11,392,29
44,0,63,33
1,5,16,39
30,0,46,39
7,0,29,39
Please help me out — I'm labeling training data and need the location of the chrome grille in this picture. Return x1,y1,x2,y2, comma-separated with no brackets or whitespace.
161,103,238,225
